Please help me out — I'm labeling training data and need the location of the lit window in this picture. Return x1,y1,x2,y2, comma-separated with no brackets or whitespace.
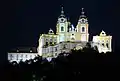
61,26,64,31
82,27,85,32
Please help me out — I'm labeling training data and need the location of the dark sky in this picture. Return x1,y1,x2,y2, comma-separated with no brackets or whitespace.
1,0,120,63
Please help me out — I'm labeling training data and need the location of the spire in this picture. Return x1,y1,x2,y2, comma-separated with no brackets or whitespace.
60,6,65,17
78,8,88,23
58,6,66,19
81,8,85,15
61,6,64,14
80,8,86,18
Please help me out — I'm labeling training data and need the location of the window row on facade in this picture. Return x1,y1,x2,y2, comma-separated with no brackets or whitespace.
8,53,38,62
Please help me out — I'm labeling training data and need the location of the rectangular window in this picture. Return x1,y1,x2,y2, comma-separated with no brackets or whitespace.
21,54,23,58
10,54,13,60
55,47,57,51
30,55,32,59
16,55,18,60
26,55,27,58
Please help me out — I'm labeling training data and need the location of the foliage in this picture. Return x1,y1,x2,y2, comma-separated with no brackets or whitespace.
2,46,120,81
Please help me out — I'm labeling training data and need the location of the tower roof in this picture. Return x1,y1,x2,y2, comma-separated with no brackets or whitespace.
100,30,106,36
58,6,66,18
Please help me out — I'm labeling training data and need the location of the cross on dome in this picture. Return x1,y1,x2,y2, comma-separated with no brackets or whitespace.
79,8,86,19
81,8,85,15
61,6,64,14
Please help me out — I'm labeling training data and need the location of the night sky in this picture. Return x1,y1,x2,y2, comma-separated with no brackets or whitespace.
1,0,120,63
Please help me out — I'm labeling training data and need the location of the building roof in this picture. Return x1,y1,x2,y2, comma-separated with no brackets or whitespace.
8,47,37,53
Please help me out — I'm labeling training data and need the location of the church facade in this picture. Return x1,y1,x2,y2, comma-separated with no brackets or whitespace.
8,7,112,63
37,7,112,58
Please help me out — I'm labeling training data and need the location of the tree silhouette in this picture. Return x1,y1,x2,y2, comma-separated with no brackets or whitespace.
3,46,120,81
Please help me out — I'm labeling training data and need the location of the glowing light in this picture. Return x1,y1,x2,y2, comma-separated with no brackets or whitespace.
46,57,52,62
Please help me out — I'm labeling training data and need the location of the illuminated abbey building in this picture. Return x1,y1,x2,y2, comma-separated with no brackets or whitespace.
8,7,112,62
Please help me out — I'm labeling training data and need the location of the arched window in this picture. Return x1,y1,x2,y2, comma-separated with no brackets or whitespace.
106,43,109,48
50,39,52,45
82,27,85,32
61,26,64,31
55,47,57,51
46,42,48,46
71,38,75,40
102,43,104,47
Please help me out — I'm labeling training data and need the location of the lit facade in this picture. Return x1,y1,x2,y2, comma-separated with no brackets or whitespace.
8,53,37,63
37,7,89,58
92,30,112,53
8,47,38,63
8,7,112,62
37,7,112,57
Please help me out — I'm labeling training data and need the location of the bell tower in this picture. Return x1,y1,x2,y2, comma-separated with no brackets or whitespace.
56,6,69,43
76,8,89,42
